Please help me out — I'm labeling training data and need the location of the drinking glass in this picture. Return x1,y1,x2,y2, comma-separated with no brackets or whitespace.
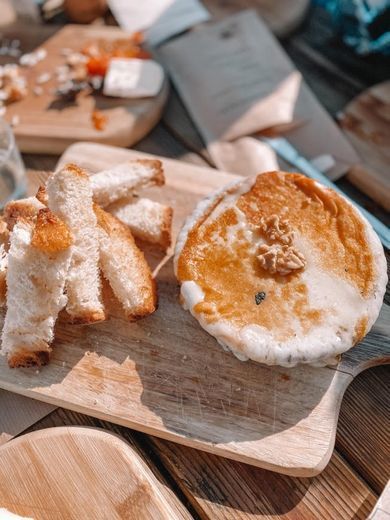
0,118,26,209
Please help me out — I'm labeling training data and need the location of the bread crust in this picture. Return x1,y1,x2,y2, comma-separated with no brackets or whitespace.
64,309,107,325
36,185,48,205
3,197,45,230
160,206,173,250
136,159,164,187
0,270,6,306
8,348,51,368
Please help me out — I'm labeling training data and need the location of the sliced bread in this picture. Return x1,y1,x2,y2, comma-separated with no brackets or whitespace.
1,209,72,367
47,163,106,324
94,204,157,320
107,197,173,250
3,197,45,231
91,160,164,207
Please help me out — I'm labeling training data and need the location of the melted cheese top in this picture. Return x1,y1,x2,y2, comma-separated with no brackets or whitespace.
175,172,387,366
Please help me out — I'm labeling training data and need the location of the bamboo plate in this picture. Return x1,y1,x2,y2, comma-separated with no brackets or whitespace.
0,426,187,519
0,142,388,477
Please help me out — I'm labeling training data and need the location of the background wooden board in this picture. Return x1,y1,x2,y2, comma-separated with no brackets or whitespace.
340,81,390,211
3,24,168,154
0,427,188,519
0,142,388,477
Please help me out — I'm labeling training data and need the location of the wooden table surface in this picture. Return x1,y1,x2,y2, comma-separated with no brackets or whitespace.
1,4,389,519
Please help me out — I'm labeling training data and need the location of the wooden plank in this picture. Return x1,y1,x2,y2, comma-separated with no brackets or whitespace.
336,366,390,495
0,389,55,445
0,426,191,520
0,142,387,478
2,24,168,154
145,435,377,519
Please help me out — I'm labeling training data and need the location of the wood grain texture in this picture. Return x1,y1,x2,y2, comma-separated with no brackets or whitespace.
0,427,189,519
0,143,387,477
22,408,198,520
340,81,390,211
336,366,390,495
2,24,168,154
145,435,377,520
23,407,379,520
0,389,55,446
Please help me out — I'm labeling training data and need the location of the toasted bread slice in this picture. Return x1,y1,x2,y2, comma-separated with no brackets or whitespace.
107,197,173,250
94,204,157,320
3,197,45,231
47,163,106,324
91,160,164,207
1,198,46,307
1,209,72,368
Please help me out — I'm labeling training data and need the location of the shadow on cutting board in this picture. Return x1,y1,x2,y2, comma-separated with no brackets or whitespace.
0,255,341,448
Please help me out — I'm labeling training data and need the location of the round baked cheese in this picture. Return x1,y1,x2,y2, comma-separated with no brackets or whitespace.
174,172,387,367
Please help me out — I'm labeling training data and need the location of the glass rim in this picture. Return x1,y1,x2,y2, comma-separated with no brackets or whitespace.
0,117,16,167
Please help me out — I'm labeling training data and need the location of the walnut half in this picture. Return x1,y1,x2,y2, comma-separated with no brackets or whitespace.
258,215,294,245
257,243,306,276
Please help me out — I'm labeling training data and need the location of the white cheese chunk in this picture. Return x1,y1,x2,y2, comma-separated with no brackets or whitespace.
103,58,164,98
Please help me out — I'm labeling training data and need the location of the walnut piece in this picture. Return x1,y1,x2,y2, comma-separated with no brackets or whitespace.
259,215,294,245
257,243,306,276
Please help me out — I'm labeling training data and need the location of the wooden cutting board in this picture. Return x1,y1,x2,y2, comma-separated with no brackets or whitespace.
340,81,390,211
3,25,168,154
0,142,388,477
0,426,187,519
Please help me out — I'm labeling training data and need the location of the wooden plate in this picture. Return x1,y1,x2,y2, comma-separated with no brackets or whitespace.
0,426,186,519
3,25,168,154
0,142,388,477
